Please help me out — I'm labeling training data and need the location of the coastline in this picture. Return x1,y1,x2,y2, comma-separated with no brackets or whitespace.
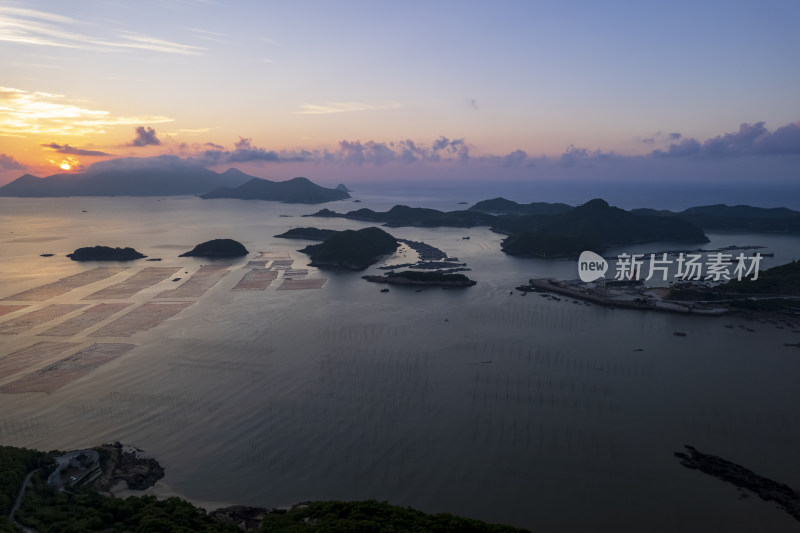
525,278,728,315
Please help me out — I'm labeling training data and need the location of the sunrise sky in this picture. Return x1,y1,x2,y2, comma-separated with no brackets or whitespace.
1,0,799,186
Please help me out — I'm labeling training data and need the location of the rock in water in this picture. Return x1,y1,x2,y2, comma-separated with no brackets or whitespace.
180,239,248,258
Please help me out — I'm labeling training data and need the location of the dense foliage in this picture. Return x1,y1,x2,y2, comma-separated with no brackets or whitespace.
0,446,52,532
721,259,800,296
670,260,800,306
261,500,530,533
2,447,527,532
18,483,239,533
0,446,50,513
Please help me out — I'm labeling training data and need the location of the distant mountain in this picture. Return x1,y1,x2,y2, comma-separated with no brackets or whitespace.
306,205,495,227
0,156,251,197
274,227,340,241
298,227,399,270
630,204,800,233
335,183,352,192
501,198,709,258
469,197,572,215
201,177,350,204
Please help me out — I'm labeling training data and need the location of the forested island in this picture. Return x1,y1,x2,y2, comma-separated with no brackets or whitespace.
180,239,249,258
67,246,146,261
308,198,709,258
498,199,709,257
298,227,399,270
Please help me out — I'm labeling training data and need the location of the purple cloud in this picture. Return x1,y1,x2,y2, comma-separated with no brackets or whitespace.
41,142,111,156
201,137,305,165
0,153,25,170
129,126,161,147
86,155,204,174
652,121,800,158
502,149,528,168
652,138,701,158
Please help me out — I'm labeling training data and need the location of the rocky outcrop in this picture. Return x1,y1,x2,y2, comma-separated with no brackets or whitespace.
363,271,476,287
96,442,165,491
675,444,800,523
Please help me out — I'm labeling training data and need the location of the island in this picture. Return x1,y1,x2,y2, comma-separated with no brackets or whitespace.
179,239,249,258
67,246,146,261
499,199,709,258
468,197,572,215
306,204,496,227
520,258,800,318
363,270,477,287
273,227,339,241
306,199,710,258
200,176,350,204
1,444,527,532
632,204,800,233
298,227,399,270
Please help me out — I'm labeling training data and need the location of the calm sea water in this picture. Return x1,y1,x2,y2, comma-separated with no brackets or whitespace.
1,192,799,532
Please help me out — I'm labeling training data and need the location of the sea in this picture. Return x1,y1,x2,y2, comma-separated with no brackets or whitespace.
1,184,799,532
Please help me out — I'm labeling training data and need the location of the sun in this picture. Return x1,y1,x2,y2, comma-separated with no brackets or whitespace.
60,162,71,171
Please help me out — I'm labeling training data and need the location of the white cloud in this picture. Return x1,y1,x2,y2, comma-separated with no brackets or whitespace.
0,6,203,55
0,86,172,136
296,101,402,115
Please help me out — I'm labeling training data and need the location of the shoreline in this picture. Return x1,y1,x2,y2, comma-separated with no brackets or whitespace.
525,278,727,315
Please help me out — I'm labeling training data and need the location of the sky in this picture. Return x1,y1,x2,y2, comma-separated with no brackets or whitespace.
1,0,799,187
